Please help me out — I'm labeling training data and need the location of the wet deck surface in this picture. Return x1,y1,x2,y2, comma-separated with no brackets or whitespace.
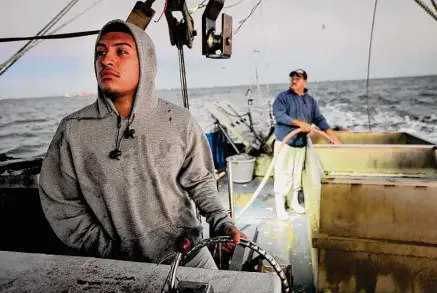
203,175,316,293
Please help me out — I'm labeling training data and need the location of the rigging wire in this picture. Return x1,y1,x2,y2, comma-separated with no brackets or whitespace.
6,0,106,56
234,0,264,34
431,0,437,12
197,0,208,8
259,0,270,94
0,0,80,76
1,0,262,45
0,0,105,44
154,0,168,22
246,0,255,93
189,0,248,14
195,0,247,9
224,0,248,9
188,0,208,13
48,0,106,34
365,0,379,132
0,30,100,43
413,0,437,21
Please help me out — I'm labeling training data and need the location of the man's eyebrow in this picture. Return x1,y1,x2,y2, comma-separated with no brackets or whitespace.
113,42,132,48
96,42,133,49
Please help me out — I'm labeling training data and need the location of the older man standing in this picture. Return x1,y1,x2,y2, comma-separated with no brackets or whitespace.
272,69,340,220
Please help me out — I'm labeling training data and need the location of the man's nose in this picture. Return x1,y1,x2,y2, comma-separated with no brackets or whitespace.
101,53,115,67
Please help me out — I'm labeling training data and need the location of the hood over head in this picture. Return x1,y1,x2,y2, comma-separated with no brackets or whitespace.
94,19,158,120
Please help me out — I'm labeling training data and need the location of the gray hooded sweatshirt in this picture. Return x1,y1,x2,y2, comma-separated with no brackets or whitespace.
38,19,234,263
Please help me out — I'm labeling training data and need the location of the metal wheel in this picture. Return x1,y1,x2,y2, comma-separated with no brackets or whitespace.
181,236,291,293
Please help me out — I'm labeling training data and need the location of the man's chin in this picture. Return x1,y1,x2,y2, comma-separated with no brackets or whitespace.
100,85,121,96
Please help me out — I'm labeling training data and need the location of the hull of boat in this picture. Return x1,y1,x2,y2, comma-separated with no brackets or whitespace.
0,157,73,255
0,250,282,293
2,130,437,292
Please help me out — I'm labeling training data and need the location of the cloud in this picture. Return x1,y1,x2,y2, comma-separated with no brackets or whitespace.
1,0,437,98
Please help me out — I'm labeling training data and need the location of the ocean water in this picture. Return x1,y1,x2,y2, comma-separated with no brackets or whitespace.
1,75,436,159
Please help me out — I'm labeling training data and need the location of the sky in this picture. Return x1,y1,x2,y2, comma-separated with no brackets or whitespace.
1,0,437,98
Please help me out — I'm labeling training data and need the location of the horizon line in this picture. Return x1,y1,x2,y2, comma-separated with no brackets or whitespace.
1,73,436,101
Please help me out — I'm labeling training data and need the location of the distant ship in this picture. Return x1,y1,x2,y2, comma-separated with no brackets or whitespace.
63,92,89,98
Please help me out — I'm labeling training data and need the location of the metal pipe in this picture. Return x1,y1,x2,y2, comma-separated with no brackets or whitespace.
227,160,235,220
217,123,240,154
168,252,182,291
178,47,189,109
246,227,259,262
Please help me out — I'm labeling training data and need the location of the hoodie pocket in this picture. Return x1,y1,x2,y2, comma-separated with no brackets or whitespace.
119,222,180,263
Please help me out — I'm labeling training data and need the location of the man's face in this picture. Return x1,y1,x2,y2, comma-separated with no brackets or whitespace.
95,32,139,97
290,75,307,92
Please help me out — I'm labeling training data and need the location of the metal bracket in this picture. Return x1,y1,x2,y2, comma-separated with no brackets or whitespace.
126,0,156,30
202,0,232,58
246,89,253,106
228,245,246,271
165,0,197,49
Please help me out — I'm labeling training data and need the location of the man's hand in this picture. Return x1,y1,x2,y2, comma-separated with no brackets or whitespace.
299,122,312,133
292,120,312,133
326,129,341,144
225,226,247,244
221,226,248,253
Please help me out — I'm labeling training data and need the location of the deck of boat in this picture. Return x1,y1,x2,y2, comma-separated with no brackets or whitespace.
202,175,315,293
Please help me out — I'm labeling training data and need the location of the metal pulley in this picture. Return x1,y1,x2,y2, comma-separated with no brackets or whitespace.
126,0,233,110
202,0,233,59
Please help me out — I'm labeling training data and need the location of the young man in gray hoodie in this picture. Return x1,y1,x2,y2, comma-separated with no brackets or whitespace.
38,19,245,269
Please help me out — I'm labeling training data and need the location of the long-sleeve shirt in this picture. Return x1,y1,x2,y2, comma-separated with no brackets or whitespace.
272,89,330,147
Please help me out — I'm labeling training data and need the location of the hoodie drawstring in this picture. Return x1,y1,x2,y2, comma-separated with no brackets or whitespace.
109,114,136,160
109,116,123,160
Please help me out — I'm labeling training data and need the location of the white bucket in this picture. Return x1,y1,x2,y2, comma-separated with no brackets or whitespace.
226,154,256,183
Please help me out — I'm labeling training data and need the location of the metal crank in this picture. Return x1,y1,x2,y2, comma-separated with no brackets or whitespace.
161,238,214,293
160,236,292,293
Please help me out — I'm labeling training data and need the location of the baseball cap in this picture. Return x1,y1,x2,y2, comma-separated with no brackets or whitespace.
289,69,308,80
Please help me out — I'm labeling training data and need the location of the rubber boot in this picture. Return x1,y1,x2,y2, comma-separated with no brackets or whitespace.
275,193,289,220
291,191,305,214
